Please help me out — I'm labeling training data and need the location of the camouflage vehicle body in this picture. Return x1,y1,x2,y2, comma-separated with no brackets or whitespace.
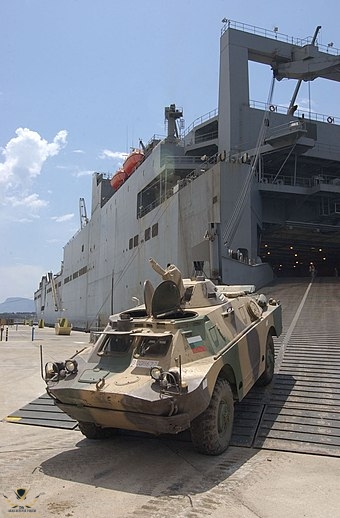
44,262,282,455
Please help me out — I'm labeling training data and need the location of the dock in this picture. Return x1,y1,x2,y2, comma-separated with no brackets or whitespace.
1,278,339,517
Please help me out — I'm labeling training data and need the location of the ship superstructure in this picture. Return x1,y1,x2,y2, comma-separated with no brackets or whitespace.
35,20,340,330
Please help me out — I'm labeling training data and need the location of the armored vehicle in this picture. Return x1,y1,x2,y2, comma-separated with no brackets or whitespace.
43,260,282,455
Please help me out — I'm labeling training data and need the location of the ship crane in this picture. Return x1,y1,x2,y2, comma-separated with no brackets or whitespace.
48,271,62,312
272,26,340,84
286,25,321,115
79,197,89,229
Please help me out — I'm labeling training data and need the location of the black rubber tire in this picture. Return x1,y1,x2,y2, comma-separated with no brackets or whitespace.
257,333,275,386
78,421,113,439
190,378,234,455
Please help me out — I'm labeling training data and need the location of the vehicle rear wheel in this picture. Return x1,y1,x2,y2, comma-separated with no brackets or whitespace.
78,421,113,439
257,333,275,386
190,378,234,455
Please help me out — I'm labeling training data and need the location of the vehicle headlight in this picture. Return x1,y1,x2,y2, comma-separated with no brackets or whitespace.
45,361,65,380
65,359,78,374
45,362,56,379
150,366,163,381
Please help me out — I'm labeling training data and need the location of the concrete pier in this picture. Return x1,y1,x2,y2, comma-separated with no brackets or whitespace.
1,306,339,517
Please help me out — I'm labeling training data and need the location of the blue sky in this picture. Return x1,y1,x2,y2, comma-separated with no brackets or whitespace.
1,0,340,302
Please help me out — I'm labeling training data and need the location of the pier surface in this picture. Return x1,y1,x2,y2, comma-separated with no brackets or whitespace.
1,278,339,517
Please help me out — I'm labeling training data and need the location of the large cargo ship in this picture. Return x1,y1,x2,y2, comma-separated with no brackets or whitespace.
34,20,340,330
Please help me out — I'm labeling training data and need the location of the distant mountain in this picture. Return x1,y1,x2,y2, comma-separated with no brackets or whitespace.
0,297,35,314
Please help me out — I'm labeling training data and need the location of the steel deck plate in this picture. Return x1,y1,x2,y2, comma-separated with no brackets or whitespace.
252,279,340,456
4,393,78,430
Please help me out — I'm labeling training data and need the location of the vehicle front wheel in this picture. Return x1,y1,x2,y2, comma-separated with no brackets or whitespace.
190,378,234,455
78,421,114,439
257,333,275,386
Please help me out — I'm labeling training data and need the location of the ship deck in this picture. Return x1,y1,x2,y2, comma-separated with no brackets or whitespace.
4,276,340,457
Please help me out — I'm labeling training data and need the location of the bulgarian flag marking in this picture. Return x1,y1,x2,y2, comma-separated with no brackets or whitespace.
187,335,206,353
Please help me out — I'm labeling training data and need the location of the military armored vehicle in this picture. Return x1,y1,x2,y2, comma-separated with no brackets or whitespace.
43,259,282,455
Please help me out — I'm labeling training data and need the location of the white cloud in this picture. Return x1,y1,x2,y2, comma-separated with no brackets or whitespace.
13,217,34,223
99,149,128,161
0,128,67,221
6,193,49,210
0,127,68,186
51,213,74,223
73,149,85,154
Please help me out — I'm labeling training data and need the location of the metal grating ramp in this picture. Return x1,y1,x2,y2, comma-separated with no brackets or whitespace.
231,388,266,447
4,393,78,430
253,279,340,456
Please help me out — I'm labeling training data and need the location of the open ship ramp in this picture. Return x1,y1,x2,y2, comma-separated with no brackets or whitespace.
232,277,340,457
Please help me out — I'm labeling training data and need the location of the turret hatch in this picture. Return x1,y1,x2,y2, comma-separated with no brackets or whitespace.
151,280,181,318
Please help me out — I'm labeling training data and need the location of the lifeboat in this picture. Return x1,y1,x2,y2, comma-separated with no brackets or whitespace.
110,168,128,190
123,149,145,177
110,149,145,191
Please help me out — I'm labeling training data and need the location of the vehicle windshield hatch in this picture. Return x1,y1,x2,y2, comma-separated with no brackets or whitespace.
134,335,172,358
98,333,136,355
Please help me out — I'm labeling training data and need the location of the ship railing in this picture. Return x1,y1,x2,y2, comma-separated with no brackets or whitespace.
183,109,218,137
221,19,340,56
265,120,307,139
146,134,164,145
161,155,206,167
143,134,164,156
194,130,218,144
249,99,340,126
258,173,340,188
185,100,340,130
225,247,259,266
175,161,214,189
184,130,219,146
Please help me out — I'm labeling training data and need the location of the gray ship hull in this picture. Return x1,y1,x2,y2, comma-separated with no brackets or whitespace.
34,20,340,330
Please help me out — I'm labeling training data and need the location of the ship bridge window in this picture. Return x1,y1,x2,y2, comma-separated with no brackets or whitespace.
134,335,172,358
98,333,136,355
137,169,183,219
